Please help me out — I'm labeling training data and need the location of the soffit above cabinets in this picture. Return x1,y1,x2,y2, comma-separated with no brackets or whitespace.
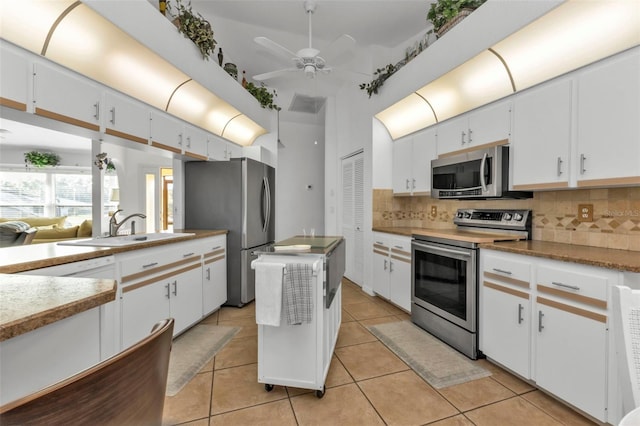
0,0,268,146
375,0,640,141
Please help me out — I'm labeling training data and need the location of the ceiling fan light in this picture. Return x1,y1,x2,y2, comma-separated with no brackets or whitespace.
304,64,316,78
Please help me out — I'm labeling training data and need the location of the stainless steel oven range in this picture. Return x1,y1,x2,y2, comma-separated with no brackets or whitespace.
411,209,531,359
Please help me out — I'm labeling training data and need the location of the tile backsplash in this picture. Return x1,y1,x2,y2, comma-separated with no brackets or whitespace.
373,187,640,251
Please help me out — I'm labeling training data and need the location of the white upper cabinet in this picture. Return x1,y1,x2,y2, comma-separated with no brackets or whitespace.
207,134,228,161
103,91,150,146
150,110,184,154
392,128,437,196
0,42,29,111
576,47,640,187
33,60,101,132
437,99,511,156
512,77,573,190
183,124,208,161
226,142,243,159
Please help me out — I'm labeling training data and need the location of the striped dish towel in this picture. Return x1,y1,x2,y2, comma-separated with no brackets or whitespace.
283,263,313,325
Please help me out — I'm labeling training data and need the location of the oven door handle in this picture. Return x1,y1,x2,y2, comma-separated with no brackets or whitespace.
413,242,472,258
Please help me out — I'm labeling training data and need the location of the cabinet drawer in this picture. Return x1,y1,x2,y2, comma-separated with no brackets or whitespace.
483,254,531,288
390,237,411,262
118,241,201,282
537,265,608,308
200,235,226,258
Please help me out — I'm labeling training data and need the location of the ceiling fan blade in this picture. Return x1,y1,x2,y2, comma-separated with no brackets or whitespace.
321,34,356,66
254,36,298,64
253,68,299,81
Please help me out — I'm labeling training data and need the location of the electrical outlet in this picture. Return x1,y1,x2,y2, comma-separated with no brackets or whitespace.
430,205,437,217
578,204,593,222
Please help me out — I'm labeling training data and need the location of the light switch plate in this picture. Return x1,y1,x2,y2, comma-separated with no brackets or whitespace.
578,204,593,222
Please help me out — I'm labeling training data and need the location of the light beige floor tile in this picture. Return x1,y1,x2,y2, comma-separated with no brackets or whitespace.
342,309,356,323
217,316,257,339
342,290,373,306
213,335,257,369
199,357,214,373
358,315,404,327
176,419,209,426
438,376,516,412
359,370,459,425
199,310,219,325
218,302,255,321
286,355,354,397
343,300,396,321
162,371,212,425
335,341,408,380
336,321,377,347
465,397,563,426
476,359,535,395
395,311,411,321
522,390,598,425
429,414,476,426
211,363,287,415
210,399,297,425
290,383,385,425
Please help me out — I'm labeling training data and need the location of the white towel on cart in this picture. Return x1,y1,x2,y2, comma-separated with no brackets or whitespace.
255,262,286,326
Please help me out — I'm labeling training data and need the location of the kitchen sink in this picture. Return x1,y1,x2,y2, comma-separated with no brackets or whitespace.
57,232,195,247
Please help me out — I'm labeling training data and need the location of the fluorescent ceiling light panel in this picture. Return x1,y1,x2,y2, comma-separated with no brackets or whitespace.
0,0,76,54
222,115,267,147
492,0,640,91
375,93,437,140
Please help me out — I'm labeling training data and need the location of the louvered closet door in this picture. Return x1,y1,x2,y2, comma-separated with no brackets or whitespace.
341,152,364,285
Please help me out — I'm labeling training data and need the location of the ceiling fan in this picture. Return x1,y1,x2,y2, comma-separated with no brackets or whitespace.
252,0,359,82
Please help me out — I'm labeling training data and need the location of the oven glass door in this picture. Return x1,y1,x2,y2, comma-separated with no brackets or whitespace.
412,240,476,332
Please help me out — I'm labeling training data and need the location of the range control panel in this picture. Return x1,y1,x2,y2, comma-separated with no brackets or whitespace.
454,209,531,232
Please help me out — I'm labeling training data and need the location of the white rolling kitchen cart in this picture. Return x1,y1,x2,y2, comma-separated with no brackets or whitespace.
251,237,343,398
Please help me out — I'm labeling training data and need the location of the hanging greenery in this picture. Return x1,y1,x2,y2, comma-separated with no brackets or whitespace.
427,0,486,36
168,0,217,60
245,82,281,111
359,63,399,98
24,151,60,168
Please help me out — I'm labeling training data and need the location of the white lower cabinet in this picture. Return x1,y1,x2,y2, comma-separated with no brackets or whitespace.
371,232,411,311
201,235,227,315
480,250,616,423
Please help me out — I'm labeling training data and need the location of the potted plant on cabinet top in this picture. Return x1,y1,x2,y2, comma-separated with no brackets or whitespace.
245,82,281,111
168,0,217,60
24,151,60,168
427,0,486,38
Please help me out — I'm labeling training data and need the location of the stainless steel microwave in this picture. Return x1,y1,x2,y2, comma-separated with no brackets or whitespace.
431,145,532,199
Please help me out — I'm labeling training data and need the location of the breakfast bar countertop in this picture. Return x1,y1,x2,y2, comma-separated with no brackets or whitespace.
0,274,116,341
0,229,227,274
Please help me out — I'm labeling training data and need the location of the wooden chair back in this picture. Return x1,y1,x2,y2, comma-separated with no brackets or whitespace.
0,318,174,425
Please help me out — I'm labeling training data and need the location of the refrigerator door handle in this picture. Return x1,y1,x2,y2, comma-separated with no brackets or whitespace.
262,176,268,233
265,175,271,233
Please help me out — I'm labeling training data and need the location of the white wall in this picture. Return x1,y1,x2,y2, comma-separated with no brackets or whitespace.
276,118,325,241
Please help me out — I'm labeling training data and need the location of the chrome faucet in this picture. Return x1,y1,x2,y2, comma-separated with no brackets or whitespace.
109,209,147,237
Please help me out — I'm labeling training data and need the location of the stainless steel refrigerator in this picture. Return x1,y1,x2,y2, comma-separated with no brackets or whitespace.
185,158,275,307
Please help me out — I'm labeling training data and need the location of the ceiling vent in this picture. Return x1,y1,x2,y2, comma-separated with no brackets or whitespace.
288,93,326,114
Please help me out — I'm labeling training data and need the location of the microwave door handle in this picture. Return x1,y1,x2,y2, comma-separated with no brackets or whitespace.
480,152,488,193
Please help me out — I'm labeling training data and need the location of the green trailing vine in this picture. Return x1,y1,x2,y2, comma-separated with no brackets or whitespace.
359,63,399,98
168,0,217,60
24,151,60,168
245,82,281,111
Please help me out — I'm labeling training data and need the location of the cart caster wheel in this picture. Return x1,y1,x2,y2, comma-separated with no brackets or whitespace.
265,384,274,392
315,386,325,399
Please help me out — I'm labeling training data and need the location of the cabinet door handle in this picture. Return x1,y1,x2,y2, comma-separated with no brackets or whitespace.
165,283,170,299
518,303,524,324
93,102,100,120
186,136,191,148
142,262,159,269
109,107,116,125
557,157,563,176
468,129,473,143
183,252,195,258
393,245,404,250
538,310,544,332
551,281,580,291
389,261,394,273
172,280,178,296
375,241,384,245
178,133,183,146
580,154,587,174
206,267,211,281
461,131,466,145
492,268,512,275
405,179,410,190
412,178,416,190
211,246,221,250
383,259,388,271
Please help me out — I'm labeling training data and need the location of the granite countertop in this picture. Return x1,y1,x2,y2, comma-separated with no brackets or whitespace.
0,229,227,274
374,226,640,273
481,240,640,273
0,274,116,341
